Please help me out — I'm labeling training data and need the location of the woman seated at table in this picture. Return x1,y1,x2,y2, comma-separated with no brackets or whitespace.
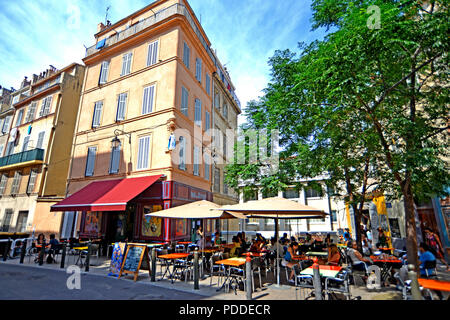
213,232,221,247
347,241,372,272
282,241,300,283
323,244,341,266
376,227,389,249
249,234,266,252
34,234,47,263
229,236,241,257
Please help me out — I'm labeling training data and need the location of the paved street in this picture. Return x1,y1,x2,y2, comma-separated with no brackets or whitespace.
0,263,205,300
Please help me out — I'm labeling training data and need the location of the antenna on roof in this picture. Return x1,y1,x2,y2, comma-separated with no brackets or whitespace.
105,5,111,26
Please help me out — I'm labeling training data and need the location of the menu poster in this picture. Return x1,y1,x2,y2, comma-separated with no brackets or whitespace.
108,242,127,277
118,244,151,282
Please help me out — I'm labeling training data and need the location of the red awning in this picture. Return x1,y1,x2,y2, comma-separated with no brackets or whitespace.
51,175,163,212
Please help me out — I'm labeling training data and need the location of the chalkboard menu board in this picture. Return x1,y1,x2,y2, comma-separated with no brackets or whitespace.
118,244,150,282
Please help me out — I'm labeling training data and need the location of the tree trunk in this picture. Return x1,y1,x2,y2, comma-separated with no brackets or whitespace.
403,181,419,270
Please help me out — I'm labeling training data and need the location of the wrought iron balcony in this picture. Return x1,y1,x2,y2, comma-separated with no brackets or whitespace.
0,148,44,168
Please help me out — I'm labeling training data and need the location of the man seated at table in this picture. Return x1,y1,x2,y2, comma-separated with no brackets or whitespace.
347,241,372,272
47,234,60,263
418,243,437,277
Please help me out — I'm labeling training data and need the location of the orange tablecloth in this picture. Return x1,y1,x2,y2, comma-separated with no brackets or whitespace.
242,252,266,258
215,258,246,267
418,278,450,292
370,256,402,264
158,253,190,260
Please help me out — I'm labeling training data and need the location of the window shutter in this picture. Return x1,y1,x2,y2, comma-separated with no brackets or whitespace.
92,101,103,127
0,174,8,195
121,53,132,76
85,147,96,177
22,136,30,152
36,132,45,150
99,61,109,84
116,93,127,121
6,141,14,156
196,58,202,82
205,111,210,131
194,99,202,126
142,85,155,115
179,136,185,170
204,154,210,181
27,170,37,194
183,43,190,69
109,144,121,174
137,136,150,170
2,116,11,133
193,145,199,176
181,87,188,116
206,74,210,95
26,102,37,122
147,40,159,66
16,109,24,126
11,171,22,195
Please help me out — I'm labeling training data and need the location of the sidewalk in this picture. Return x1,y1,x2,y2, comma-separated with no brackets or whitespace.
1,254,428,300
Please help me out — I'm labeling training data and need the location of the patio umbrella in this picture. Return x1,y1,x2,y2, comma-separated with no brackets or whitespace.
218,197,327,286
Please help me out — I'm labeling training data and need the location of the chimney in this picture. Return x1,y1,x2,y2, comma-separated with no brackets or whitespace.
32,74,39,84
21,76,29,89
97,22,106,33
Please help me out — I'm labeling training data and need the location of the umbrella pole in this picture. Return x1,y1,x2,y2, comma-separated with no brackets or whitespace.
275,218,280,286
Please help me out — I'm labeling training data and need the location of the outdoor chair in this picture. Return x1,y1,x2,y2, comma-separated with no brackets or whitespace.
394,266,412,300
324,268,352,300
157,248,169,275
175,244,185,253
251,258,264,291
210,253,225,287
173,254,193,282
294,274,314,300
227,266,246,295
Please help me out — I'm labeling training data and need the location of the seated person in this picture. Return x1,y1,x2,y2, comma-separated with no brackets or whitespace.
361,234,372,256
47,234,60,263
376,227,389,248
325,233,333,247
34,233,47,263
347,241,372,271
213,232,221,246
418,243,437,277
229,236,241,257
282,241,300,283
326,244,341,266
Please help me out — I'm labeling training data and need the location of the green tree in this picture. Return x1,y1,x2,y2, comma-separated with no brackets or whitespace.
226,0,449,268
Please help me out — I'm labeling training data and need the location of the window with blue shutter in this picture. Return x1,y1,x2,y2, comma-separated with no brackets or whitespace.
116,93,127,121
2,116,11,133
92,101,103,128
85,147,97,177
137,136,150,170
179,136,186,171
205,111,210,131
193,145,200,176
196,58,202,82
16,109,24,126
109,143,121,174
142,85,155,115
99,61,109,84
206,74,210,95
183,42,190,69
147,40,159,67
26,102,37,123
121,53,133,76
36,131,45,150
194,99,202,126
181,87,189,116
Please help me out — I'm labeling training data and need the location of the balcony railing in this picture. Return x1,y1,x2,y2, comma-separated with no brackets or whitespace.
0,149,44,168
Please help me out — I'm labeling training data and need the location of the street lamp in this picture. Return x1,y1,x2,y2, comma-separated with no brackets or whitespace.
112,129,131,147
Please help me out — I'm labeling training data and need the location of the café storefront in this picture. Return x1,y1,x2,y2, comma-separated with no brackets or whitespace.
51,175,213,243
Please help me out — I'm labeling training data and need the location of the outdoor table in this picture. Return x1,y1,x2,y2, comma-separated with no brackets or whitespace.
292,255,313,261
158,253,191,284
242,252,266,258
215,257,247,293
299,265,342,278
306,251,328,257
220,244,235,249
370,256,402,283
73,246,89,267
378,247,394,254
418,278,450,292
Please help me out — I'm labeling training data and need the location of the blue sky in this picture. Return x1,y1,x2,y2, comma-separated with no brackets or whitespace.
0,0,328,118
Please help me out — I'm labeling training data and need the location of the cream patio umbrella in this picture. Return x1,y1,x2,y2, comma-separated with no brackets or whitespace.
218,197,327,286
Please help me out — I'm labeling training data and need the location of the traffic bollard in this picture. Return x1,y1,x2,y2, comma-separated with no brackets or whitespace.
408,264,422,300
312,258,322,300
246,254,253,300
194,250,199,290
85,242,91,272
19,240,27,264
38,240,45,266
60,243,67,269
151,248,156,282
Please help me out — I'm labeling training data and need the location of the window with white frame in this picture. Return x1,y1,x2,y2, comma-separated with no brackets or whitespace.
22,136,30,152
142,85,155,115
137,136,151,170
181,87,189,117
223,102,228,119
0,174,8,195
1,116,11,133
147,40,159,67
36,131,45,150
92,101,103,128
15,109,24,127
116,93,128,121
121,52,133,76
99,61,110,84
85,146,97,177
1,209,13,232
39,96,52,117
